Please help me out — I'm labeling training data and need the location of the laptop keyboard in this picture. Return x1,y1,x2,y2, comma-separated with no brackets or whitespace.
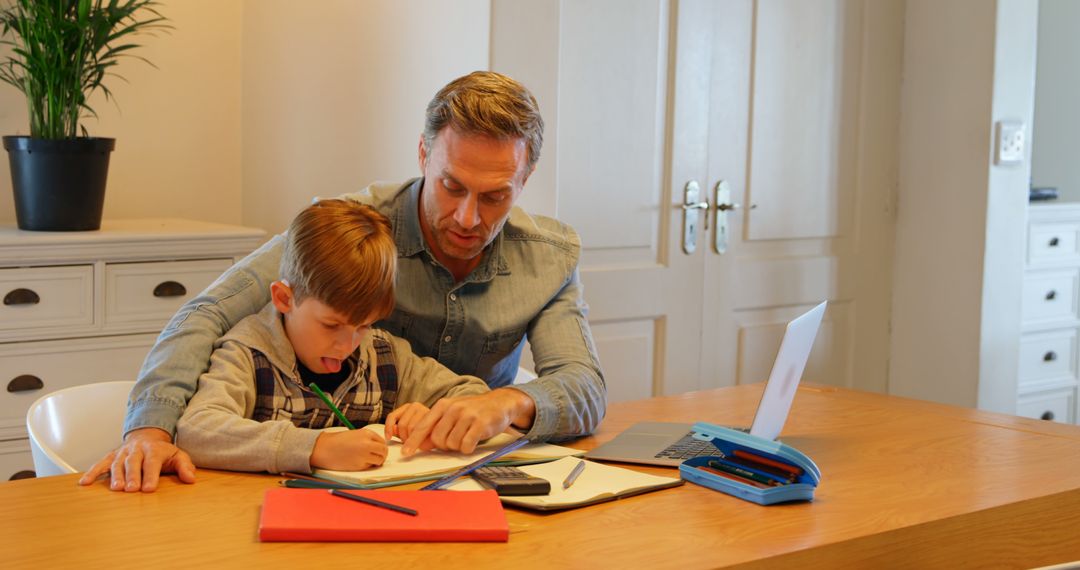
654,432,717,460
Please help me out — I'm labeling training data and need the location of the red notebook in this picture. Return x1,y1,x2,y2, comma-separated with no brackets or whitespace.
258,488,509,542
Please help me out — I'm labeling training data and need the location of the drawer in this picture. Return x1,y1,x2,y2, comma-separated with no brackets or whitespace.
0,439,35,481
1021,270,1079,324
0,265,94,332
0,334,156,424
1016,387,1076,424
1018,329,1077,388
1029,222,1080,266
105,259,232,327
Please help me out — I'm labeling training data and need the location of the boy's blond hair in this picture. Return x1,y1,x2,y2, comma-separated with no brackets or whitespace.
280,199,396,324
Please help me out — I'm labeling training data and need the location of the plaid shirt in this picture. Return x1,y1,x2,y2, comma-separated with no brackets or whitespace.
250,337,399,429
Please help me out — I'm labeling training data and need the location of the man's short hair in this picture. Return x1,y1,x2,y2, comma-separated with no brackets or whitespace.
423,70,545,173
280,199,396,324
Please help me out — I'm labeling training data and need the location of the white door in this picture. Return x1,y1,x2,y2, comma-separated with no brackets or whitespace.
493,0,901,401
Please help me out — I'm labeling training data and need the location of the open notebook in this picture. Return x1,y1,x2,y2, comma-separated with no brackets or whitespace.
447,457,683,511
313,425,582,488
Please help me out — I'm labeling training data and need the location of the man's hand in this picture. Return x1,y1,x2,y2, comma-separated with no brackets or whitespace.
77,427,196,492
400,388,536,456
384,402,431,443
310,429,388,471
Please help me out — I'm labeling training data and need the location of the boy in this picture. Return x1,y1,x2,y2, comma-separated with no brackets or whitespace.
176,199,489,474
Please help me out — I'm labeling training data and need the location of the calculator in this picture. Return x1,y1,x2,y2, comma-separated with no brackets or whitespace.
471,465,551,496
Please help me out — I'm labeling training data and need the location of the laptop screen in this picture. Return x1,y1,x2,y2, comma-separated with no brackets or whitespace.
749,301,827,440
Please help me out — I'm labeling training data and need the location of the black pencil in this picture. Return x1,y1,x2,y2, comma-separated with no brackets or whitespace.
328,489,419,516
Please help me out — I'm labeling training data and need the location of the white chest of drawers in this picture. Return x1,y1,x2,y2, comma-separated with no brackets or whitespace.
1018,203,1080,424
0,219,265,480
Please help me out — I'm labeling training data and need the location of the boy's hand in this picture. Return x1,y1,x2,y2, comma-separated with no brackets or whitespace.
384,402,431,443
310,429,388,471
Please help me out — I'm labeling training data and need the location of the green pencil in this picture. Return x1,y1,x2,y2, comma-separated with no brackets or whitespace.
280,478,360,490
308,382,356,430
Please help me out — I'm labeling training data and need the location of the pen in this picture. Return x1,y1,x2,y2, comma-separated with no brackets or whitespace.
695,465,771,489
707,459,781,486
281,471,348,484
281,479,361,490
329,489,419,516
308,382,356,429
720,453,797,482
732,449,803,477
420,437,532,490
562,459,586,490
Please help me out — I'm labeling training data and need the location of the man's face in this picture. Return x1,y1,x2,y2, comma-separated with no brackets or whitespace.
271,282,373,375
418,128,529,267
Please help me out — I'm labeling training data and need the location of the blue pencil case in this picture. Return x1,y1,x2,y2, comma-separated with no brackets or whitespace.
678,421,821,505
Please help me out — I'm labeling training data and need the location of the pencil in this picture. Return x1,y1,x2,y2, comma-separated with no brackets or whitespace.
280,472,366,489
329,489,419,516
420,437,532,490
732,449,803,476
562,459,586,490
308,382,356,429
281,479,360,490
696,465,771,489
281,471,335,484
707,459,781,486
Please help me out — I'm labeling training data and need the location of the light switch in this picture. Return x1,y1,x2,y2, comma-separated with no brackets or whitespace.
995,120,1025,166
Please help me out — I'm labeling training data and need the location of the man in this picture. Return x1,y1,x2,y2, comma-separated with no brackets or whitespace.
80,71,607,492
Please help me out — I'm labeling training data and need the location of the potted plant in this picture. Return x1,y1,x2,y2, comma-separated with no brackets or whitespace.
0,0,167,231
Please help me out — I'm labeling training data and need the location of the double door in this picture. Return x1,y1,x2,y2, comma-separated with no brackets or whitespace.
494,0,902,401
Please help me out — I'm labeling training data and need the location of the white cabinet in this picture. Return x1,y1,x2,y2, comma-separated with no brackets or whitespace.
1019,203,1080,424
0,219,265,480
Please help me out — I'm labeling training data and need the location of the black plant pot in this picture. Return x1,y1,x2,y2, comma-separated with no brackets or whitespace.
3,136,115,231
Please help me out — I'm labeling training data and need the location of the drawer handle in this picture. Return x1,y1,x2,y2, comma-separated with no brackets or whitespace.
1041,410,1055,421
3,288,40,306
8,470,35,481
1049,237,1060,247
7,374,44,393
153,281,187,298
1046,290,1057,301
1044,351,1058,362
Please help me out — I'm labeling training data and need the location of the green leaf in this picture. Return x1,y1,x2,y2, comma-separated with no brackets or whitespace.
0,0,170,138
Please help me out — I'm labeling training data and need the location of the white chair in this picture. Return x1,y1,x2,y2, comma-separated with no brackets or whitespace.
26,381,134,476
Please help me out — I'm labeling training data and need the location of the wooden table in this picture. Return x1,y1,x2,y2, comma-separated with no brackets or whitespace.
4,383,1080,569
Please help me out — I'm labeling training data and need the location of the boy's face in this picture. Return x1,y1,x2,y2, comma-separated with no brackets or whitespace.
270,281,373,374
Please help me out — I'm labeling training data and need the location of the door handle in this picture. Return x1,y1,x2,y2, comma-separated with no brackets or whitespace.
680,180,708,254
712,180,740,254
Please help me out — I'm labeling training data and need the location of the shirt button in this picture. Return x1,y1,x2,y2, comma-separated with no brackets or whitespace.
449,293,457,301
443,335,452,343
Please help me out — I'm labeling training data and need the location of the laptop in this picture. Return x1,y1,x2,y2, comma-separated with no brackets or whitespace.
584,301,827,467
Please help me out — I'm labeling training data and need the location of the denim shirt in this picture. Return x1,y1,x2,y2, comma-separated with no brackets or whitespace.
125,178,606,442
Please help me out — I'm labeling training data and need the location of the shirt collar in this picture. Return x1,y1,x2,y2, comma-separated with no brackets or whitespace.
393,178,427,257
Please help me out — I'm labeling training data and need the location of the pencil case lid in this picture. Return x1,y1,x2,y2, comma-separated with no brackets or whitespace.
689,421,821,485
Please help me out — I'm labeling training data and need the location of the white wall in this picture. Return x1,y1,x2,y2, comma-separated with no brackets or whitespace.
490,0,559,219
240,0,491,234
0,1,492,234
979,0,1038,412
0,1,245,225
891,0,1036,412
1031,0,1080,202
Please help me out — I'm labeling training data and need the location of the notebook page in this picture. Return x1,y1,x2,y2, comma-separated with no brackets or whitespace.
448,457,682,509
314,425,580,485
